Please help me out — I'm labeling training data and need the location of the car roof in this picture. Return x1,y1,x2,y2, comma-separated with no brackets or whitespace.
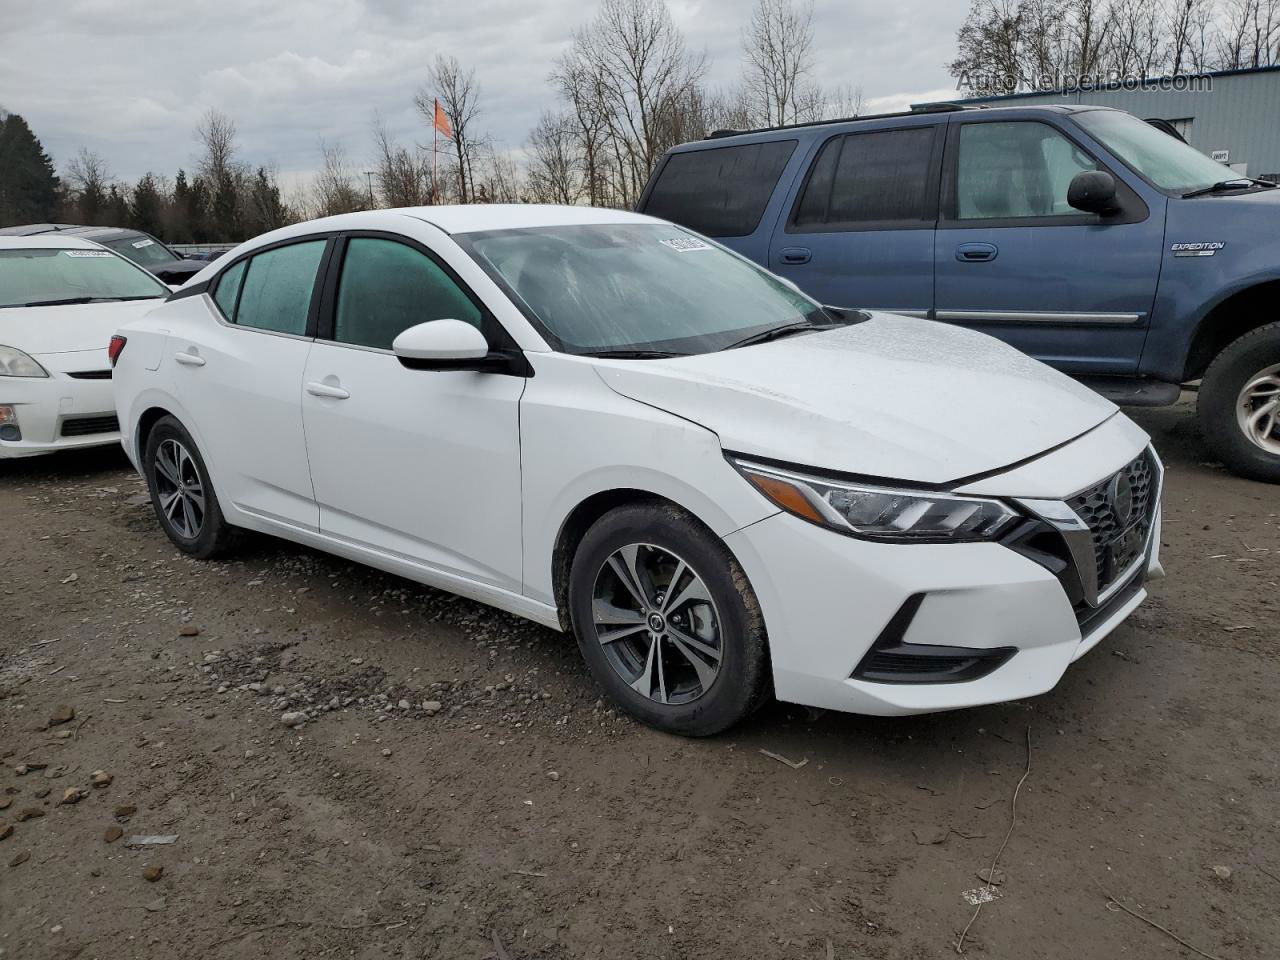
0,235,107,250
222,205,662,261
0,223,79,236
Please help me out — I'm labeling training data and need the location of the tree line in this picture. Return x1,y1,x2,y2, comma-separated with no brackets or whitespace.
950,0,1280,95
0,0,856,242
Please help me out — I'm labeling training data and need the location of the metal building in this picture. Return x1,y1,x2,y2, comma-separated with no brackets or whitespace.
949,65,1280,181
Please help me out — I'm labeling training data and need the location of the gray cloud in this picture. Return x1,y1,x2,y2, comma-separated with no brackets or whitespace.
1,0,967,184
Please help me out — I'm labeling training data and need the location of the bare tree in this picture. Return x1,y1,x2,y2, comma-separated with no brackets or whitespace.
313,140,365,217
741,0,822,127
371,113,427,208
416,55,483,203
65,148,113,225
554,0,707,208
527,112,583,205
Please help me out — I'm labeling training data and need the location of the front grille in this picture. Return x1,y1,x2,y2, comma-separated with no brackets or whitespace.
66,370,112,380
60,414,120,437
1067,449,1158,595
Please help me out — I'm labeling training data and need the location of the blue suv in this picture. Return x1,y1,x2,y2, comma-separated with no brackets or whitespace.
638,104,1280,483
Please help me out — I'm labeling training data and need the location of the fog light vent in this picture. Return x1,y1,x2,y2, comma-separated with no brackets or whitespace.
852,594,1017,684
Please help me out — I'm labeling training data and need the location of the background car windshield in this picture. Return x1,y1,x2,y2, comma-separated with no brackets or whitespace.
0,248,168,307
102,235,180,267
1076,110,1234,192
462,223,821,354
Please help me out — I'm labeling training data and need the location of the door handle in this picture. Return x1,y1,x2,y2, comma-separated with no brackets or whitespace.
173,351,205,367
306,381,350,400
779,246,812,265
956,242,998,263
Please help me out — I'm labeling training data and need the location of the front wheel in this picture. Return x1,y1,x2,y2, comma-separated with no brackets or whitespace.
568,503,771,736
1198,322,1280,483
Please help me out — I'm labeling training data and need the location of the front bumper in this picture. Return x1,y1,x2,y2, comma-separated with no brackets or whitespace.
0,352,119,459
725,415,1162,716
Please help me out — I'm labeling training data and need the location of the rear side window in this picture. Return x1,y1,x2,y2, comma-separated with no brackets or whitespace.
333,237,482,350
793,127,935,228
642,140,797,238
212,259,246,320
226,241,325,336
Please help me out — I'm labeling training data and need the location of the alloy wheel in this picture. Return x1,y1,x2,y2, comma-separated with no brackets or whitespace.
590,543,723,705
154,438,206,539
1236,363,1280,455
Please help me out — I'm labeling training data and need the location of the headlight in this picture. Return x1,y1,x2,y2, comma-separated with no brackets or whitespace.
731,457,1019,543
0,345,48,378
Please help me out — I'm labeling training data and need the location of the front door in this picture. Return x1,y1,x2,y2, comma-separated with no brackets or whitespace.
300,234,526,593
933,117,1165,375
768,121,942,316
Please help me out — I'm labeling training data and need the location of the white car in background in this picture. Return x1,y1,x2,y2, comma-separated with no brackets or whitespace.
1,236,170,458
111,205,1164,735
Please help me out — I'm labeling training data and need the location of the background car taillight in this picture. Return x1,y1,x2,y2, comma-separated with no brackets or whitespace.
108,335,127,367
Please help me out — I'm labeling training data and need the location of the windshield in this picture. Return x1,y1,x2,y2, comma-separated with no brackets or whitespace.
1075,110,1235,193
0,248,169,308
101,234,180,267
459,223,825,355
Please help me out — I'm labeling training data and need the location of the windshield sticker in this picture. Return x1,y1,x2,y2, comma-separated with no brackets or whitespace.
62,250,114,257
659,237,712,253
132,238,155,249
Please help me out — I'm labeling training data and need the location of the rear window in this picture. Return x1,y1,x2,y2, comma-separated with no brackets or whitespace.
793,127,935,228
641,140,797,238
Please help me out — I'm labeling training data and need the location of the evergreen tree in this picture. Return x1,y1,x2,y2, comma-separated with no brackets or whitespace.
130,173,164,236
104,183,131,226
0,111,60,226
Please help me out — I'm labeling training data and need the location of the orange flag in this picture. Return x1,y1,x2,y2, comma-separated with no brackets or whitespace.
433,99,453,140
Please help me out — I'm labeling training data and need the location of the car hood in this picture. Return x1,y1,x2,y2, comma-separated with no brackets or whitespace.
593,313,1117,485
1,299,165,356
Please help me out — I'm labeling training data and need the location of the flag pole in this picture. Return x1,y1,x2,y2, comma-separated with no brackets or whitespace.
432,98,439,203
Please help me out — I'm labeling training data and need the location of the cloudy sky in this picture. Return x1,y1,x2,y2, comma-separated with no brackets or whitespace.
0,0,966,189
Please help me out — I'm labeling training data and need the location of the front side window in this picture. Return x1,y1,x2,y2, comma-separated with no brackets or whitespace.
1074,109,1231,193
0,247,168,308
954,121,1098,220
461,222,824,356
333,237,482,350
794,127,935,228
642,140,797,238
225,240,326,336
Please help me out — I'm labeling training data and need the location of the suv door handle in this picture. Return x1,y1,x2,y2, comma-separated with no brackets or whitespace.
956,242,998,263
779,246,812,265
173,351,205,367
306,381,350,400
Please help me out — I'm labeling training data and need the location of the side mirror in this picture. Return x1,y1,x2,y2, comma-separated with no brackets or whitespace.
1068,170,1121,215
393,319,492,370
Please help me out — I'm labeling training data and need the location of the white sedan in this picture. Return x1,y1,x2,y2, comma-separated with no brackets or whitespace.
111,205,1164,735
1,236,171,458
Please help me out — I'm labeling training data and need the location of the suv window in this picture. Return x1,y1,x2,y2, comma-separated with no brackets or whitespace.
643,140,797,238
333,237,483,350
226,240,325,335
954,121,1098,220
794,127,935,228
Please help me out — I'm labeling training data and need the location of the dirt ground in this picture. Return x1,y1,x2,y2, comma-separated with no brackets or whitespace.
1,396,1277,960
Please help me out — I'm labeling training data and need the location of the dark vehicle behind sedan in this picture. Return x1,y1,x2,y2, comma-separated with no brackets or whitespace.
0,223,203,285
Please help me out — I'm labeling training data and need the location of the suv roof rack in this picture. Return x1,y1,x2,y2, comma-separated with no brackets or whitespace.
705,102,974,140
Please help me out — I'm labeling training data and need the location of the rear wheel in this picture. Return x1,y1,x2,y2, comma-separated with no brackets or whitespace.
1198,323,1280,483
143,416,237,558
568,503,770,736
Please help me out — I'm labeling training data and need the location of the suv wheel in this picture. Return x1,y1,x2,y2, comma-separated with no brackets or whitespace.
143,416,237,558
1198,323,1280,483
568,503,771,736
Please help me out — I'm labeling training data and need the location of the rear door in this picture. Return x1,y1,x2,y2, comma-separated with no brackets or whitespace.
168,237,329,530
767,119,942,315
933,115,1164,374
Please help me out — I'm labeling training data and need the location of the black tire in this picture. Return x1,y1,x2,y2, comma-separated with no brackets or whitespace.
568,502,770,736
142,416,237,559
1198,322,1280,483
